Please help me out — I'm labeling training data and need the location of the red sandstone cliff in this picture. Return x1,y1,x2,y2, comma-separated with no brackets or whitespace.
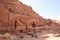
0,0,60,34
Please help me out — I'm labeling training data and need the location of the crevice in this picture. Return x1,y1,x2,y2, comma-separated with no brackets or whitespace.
7,7,14,13
14,20,17,29
32,22,36,28
33,29,35,31
8,13,10,20
20,30,23,32
0,20,3,27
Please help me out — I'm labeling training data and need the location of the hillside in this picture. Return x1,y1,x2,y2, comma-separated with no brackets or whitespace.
0,0,60,35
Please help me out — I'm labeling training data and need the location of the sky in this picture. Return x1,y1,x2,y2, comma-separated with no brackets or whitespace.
19,0,60,20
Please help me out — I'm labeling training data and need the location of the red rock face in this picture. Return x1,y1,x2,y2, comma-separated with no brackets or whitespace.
0,0,60,34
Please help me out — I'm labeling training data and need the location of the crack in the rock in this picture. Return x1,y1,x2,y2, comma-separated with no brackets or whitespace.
14,20,17,29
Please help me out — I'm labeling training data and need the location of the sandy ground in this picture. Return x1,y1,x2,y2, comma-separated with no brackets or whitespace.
20,34,60,40
11,33,60,40
45,37,60,40
10,30,60,40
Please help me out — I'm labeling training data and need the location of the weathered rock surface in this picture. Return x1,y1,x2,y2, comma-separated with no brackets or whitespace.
0,0,60,34
0,33,11,40
54,20,60,24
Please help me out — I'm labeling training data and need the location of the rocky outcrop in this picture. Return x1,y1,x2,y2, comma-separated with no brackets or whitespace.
0,33,11,40
54,20,60,24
